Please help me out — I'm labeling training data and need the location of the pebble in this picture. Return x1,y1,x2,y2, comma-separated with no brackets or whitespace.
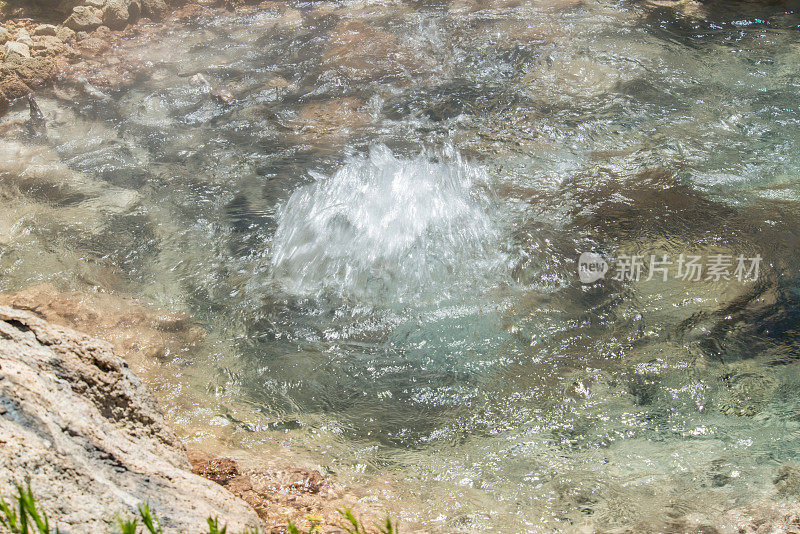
213,88,234,104
4,41,31,59
33,24,59,37
0,27,11,45
76,77,111,100
189,74,234,103
56,26,76,42
190,72,211,88
64,6,103,32
15,28,34,47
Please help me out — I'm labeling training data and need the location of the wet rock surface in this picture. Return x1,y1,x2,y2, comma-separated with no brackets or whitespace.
0,305,261,531
0,0,190,107
0,284,206,371
0,285,387,532
188,451,373,533
65,5,103,30
0,19,67,103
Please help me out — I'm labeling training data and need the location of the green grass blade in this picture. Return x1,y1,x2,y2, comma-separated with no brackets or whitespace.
137,503,162,534
285,520,301,534
0,494,20,533
117,517,139,534
17,483,49,534
377,516,396,534
206,517,227,534
17,488,28,534
337,508,362,534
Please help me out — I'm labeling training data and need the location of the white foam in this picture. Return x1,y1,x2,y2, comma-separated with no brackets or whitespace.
269,145,507,304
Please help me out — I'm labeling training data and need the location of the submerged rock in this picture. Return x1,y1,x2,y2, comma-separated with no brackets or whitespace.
292,97,372,145
323,20,430,83
141,0,168,20
0,284,206,369
775,465,800,496
14,28,34,47
0,305,261,531
213,87,235,104
102,0,133,30
65,6,103,31
187,450,372,531
3,40,31,59
32,24,59,36
25,95,47,137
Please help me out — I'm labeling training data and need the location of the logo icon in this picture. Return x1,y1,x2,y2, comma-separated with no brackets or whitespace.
578,252,608,284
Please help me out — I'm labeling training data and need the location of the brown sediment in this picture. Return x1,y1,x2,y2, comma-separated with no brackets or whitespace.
188,450,376,533
0,283,206,373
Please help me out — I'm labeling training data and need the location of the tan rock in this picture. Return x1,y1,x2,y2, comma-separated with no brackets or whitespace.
265,75,290,89
92,24,113,39
323,20,428,83
3,40,30,59
15,28,34,46
64,6,103,31
78,36,110,55
31,37,74,59
0,27,11,45
56,25,77,42
0,73,31,101
102,0,131,30
141,0,168,20
647,0,708,18
213,87,235,103
33,24,59,36
295,97,372,141
0,305,262,532
276,8,303,28
1,55,57,91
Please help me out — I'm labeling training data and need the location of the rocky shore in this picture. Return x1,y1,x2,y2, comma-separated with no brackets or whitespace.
0,0,221,109
0,304,261,531
0,286,381,532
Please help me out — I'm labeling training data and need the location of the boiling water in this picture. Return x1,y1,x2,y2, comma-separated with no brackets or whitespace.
2,0,800,531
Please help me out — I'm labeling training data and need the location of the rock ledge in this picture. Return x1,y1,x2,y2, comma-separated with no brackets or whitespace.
0,305,261,532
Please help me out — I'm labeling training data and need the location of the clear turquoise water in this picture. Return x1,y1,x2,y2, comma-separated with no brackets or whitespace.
2,0,800,530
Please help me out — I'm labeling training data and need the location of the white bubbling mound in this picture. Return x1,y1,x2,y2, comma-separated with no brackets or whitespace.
269,145,507,303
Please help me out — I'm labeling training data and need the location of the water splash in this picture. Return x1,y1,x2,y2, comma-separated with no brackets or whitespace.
269,145,507,303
